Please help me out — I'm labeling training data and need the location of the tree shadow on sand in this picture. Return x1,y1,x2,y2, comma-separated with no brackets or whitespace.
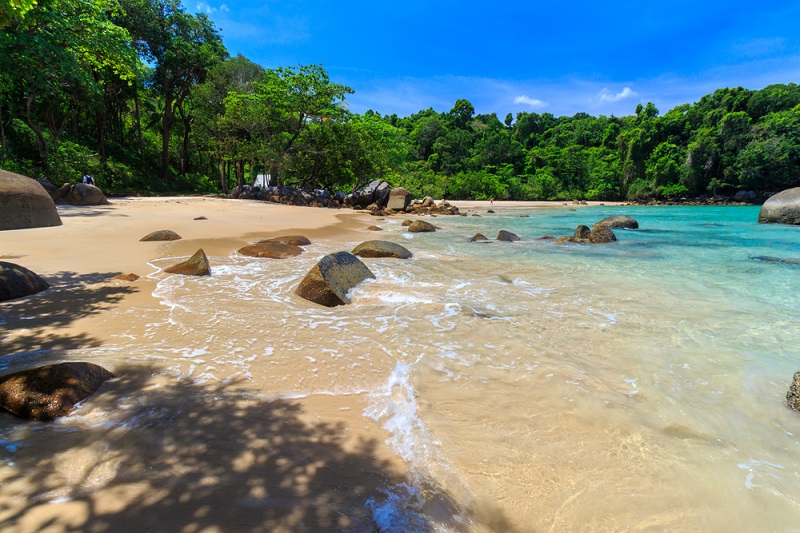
0,271,138,357
0,365,508,532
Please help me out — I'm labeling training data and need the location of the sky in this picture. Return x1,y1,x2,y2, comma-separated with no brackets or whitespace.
191,0,800,119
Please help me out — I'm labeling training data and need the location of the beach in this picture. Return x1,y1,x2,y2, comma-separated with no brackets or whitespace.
3,197,800,532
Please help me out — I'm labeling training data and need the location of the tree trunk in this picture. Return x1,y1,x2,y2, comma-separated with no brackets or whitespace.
134,84,144,158
218,159,227,193
24,95,48,168
161,106,175,182
235,160,245,187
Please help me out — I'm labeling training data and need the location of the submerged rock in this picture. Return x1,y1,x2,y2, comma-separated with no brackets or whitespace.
758,188,800,225
164,249,211,276
750,255,800,267
787,371,800,411
595,215,639,229
238,242,303,259
0,170,62,231
140,229,182,242
497,230,520,242
408,220,436,233
295,251,375,307
352,240,413,259
0,362,114,421
259,235,311,247
0,261,50,302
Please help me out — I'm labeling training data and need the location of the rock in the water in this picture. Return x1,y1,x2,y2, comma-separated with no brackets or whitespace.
259,235,311,246
238,242,303,259
164,249,211,276
589,224,617,243
0,170,62,231
352,240,413,259
0,362,114,421
758,188,800,225
295,251,375,306
65,183,109,206
750,255,800,267
408,220,436,233
469,233,489,242
112,273,140,281
554,236,574,244
497,230,520,242
401,219,413,227
595,215,638,229
538,234,555,240
140,230,182,242
387,187,413,211
0,261,50,302
574,225,591,240
787,371,800,411
367,225,383,231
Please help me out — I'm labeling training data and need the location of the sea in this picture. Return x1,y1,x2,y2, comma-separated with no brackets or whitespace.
3,204,800,531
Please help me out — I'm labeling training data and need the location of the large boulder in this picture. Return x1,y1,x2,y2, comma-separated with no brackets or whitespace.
238,242,303,259
36,179,61,203
0,170,62,230
0,362,114,421
348,180,390,208
65,183,109,206
0,262,50,302
573,225,591,240
352,240,413,259
140,229,182,242
595,215,638,229
164,249,211,276
295,251,375,306
259,235,311,246
387,187,413,211
589,223,617,243
408,220,436,233
758,188,800,225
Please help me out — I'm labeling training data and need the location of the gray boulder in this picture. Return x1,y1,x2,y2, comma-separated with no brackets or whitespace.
0,261,50,302
595,215,638,229
387,187,413,211
295,251,375,306
759,188,800,225
65,183,109,206
36,179,61,203
352,240,413,259
0,170,62,230
140,230,182,242
497,230,520,242
0,362,114,421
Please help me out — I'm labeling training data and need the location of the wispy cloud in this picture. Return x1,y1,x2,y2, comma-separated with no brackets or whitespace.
514,95,548,108
597,87,637,102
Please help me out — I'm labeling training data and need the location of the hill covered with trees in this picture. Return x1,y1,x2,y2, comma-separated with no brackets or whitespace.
1,0,799,201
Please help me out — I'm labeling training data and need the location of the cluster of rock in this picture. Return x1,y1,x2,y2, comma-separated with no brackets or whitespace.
550,215,637,244
630,190,761,206
230,185,344,208
38,181,110,206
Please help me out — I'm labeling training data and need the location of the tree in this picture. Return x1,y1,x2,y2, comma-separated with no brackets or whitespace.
0,0,37,27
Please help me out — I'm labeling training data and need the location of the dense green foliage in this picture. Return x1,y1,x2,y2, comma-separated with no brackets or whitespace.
1,0,799,199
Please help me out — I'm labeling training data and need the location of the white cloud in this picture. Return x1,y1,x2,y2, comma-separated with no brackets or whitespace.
514,95,547,108
196,2,229,14
220,4,230,12
598,86,637,102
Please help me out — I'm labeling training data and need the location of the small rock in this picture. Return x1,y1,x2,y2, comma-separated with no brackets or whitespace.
408,220,436,233
164,249,211,276
367,225,383,231
538,235,555,240
140,230,182,242
295,251,375,307
787,371,800,411
401,220,412,227
469,233,489,242
497,230,520,242
113,273,140,281
0,262,50,302
194,216,207,220
238,242,303,259
259,235,311,246
352,240,413,259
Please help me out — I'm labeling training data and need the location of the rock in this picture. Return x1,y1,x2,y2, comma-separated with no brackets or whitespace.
140,230,182,242
750,255,800,267
554,236,574,244
0,362,114,421
0,261,50,302
401,220,412,227
66,183,109,206
349,180,390,207
487,209,495,214
113,273,140,281
295,251,375,306
787,371,800,411
387,187,413,211
0,170,62,231
595,215,639,229
519,214,530,218
469,233,489,242
408,220,437,233
36,179,61,203
538,235,555,240
422,196,434,208
238,242,303,259
164,249,211,276
574,225,591,240
194,216,207,220
758,188,800,225
352,240,413,259
497,230,520,242
367,225,383,231
589,224,617,244
259,235,311,246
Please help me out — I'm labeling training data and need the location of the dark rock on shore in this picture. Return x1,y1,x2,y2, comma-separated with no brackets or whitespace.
140,229,182,242
787,371,800,411
259,235,311,246
164,249,211,276
295,251,375,306
352,240,413,259
387,187,413,211
497,230,520,242
113,273,140,281
595,215,638,229
0,261,50,302
758,188,800,225
0,362,114,421
408,220,436,233
238,242,303,259
232,185,342,208
470,233,489,242
0,170,62,230
65,183,110,206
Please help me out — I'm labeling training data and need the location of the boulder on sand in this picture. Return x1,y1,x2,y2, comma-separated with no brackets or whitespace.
65,183,109,206
140,230,182,242
0,261,50,302
758,188,800,225
164,249,211,276
258,235,311,246
238,242,303,259
0,362,114,421
387,187,413,211
408,220,436,233
0,169,62,231
595,215,638,229
352,240,413,259
295,251,375,306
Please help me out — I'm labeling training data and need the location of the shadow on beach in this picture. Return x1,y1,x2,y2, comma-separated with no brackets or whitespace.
0,366,410,532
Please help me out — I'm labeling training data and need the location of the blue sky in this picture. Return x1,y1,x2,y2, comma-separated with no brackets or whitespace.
192,1,800,118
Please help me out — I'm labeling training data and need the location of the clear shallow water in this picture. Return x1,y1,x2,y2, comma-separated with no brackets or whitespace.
3,205,800,531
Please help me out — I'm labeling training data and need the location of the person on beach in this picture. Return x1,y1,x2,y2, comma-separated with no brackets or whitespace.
82,173,95,185
490,198,494,206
